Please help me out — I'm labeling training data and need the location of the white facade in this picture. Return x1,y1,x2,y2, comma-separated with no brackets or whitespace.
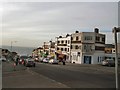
55,35,71,62
71,29,106,64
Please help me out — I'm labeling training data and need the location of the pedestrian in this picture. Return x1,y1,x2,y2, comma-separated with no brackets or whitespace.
15,56,19,66
13,62,16,71
62,58,66,65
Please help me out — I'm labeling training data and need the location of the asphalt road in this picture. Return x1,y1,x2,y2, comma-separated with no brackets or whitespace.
2,61,119,88
30,63,116,88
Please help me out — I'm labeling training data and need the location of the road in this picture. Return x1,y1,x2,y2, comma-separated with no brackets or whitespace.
30,63,116,88
2,61,119,88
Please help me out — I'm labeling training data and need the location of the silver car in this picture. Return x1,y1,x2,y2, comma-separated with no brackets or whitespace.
102,59,115,67
49,59,59,64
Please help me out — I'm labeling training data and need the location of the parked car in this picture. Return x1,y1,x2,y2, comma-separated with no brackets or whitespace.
39,57,44,62
1,56,7,62
24,58,35,67
102,59,115,67
43,58,49,63
19,55,28,65
34,56,39,62
49,59,59,64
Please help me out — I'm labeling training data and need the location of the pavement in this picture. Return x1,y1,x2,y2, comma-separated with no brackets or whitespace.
2,61,69,88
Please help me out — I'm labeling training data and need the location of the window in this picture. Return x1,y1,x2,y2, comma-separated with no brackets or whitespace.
66,40,67,43
75,45,79,49
102,37,105,42
84,45,87,50
71,45,73,49
57,47,59,50
65,48,67,51
68,48,69,52
61,41,64,44
57,41,60,44
98,57,99,62
76,36,79,41
71,37,73,41
61,48,63,51
96,36,100,41
113,50,115,52
84,36,92,40
68,40,70,44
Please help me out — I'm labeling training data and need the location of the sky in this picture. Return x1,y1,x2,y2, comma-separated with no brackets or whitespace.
0,0,119,48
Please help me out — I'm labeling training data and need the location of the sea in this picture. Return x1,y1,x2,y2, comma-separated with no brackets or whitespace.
1,45,36,56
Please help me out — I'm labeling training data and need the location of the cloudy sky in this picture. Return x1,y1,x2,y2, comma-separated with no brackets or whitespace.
0,1,119,48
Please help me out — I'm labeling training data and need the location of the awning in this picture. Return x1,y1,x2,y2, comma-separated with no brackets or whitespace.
56,50,62,54
58,54,65,58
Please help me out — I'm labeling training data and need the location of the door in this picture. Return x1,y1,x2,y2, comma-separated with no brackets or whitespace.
84,56,91,64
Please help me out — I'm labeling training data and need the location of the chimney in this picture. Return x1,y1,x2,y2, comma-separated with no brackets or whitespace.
94,28,99,33
75,31,79,33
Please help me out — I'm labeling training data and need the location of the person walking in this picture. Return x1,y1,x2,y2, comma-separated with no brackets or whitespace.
62,58,66,65
15,55,19,66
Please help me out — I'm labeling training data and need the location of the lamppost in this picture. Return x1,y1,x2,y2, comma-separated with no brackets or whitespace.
11,41,17,52
55,37,58,60
112,27,120,90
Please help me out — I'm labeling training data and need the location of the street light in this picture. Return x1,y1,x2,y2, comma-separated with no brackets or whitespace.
11,41,17,52
112,27,120,90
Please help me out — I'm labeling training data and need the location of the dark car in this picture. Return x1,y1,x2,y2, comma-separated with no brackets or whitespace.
102,59,115,67
1,56,7,62
24,58,35,67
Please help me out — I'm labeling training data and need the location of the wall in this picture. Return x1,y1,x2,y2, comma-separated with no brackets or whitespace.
92,51,105,64
71,51,82,64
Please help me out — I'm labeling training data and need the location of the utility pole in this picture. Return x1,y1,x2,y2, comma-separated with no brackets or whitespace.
112,27,120,90
11,41,17,52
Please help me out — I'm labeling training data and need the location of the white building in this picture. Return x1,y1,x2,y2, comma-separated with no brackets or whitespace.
105,43,120,60
43,41,55,55
71,28,106,64
55,34,71,62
